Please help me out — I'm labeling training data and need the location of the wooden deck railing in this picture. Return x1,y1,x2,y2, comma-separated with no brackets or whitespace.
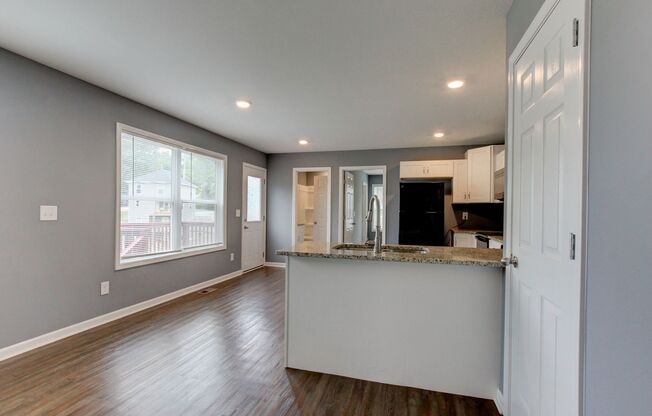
120,222,215,257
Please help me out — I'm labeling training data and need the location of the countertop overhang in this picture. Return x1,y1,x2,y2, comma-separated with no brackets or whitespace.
276,242,504,268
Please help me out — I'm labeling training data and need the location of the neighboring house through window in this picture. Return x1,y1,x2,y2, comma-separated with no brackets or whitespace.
116,123,227,269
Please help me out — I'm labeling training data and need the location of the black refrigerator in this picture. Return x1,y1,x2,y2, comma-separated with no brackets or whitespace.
399,182,445,246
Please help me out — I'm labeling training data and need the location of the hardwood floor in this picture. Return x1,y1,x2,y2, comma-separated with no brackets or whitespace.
0,267,500,416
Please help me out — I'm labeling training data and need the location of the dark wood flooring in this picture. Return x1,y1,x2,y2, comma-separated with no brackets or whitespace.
0,267,500,416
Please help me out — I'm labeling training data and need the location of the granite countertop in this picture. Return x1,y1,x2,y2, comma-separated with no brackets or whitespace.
276,242,504,268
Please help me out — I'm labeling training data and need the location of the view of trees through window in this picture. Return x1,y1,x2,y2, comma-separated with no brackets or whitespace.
119,129,225,264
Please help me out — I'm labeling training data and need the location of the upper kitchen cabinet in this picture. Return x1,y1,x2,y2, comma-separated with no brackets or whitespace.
452,160,469,203
466,146,493,202
453,145,505,204
399,160,454,179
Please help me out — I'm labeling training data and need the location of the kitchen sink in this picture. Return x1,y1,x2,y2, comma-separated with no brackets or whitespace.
332,243,429,254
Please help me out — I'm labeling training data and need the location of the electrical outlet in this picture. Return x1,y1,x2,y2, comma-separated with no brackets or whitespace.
462,212,469,220
230,253,235,261
40,205,58,221
100,281,110,296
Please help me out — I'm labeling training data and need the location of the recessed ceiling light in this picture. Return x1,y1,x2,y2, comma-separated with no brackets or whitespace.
298,139,309,145
447,80,465,89
235,100,251,109
433,132,445,138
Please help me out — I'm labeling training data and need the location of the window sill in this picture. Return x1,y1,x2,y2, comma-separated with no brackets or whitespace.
115,244,226,271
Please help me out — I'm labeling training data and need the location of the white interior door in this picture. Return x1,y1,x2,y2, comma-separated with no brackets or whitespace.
312,175,329,242
242,164,266,271
343,172,355,242
359,177,368,242
508,0,584,415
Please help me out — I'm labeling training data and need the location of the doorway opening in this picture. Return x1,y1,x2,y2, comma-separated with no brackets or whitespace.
292,168,331,245
337,166,387,245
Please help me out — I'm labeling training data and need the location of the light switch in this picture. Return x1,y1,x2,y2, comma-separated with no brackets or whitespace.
40,205,58,221
100,281,110,296
235,209,241,217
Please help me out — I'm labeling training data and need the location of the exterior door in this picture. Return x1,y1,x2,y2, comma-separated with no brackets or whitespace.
241,164,266,271
312,175,329,242
508,0,584,415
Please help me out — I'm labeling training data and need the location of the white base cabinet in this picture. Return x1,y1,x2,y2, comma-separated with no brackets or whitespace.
285,256,502,400
453,232,478,248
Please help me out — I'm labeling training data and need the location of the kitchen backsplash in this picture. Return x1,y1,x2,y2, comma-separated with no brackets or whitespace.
452,203,504,231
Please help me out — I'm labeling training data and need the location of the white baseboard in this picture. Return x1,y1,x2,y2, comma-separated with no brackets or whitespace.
264,261,286,268
0,269,243,362
494,389,505,415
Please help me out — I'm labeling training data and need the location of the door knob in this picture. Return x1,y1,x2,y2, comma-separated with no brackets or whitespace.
244,226,249,229
501,255,518,268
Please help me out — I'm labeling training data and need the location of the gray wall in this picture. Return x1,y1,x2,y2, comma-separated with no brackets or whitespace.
585,1,652,414
508,0,652,414
506,0,545,54
266,146,479,263
0,48,266,349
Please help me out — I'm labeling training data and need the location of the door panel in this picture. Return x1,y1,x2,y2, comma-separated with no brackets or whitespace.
242,164,266,271
312,175,329,242
343,172,355,243
508,0,584,415
543,107,563,255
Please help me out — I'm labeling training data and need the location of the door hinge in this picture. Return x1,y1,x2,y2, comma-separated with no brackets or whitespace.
570,233,576,260
572,18,580,47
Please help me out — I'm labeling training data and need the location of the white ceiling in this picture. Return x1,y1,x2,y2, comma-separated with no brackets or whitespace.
0,0,510,153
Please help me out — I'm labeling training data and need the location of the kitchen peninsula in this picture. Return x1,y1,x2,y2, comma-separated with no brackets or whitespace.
277,242,504,400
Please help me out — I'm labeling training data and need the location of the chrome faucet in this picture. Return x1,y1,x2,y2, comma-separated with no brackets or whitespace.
365,195,382,254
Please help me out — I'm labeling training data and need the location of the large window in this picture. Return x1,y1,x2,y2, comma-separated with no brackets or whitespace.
116,124,226,269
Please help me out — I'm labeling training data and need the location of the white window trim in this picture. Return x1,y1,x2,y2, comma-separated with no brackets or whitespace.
115,123,228,271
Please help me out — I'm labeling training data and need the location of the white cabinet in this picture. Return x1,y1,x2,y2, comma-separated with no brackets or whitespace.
453,233,478,248
466,146,493,203
495,149,505,171
400,160,454,179
452,160,469,203
400,162,429,178
401,145,505,203
488,239,503,249
453,145,505,204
